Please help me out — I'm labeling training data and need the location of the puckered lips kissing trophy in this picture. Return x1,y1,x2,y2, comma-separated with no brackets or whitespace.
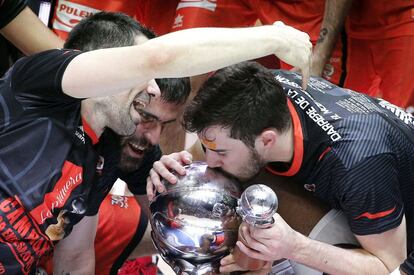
149,162,278,275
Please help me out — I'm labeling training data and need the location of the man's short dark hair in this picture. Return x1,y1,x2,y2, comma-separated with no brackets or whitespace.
156,77,191,106
183,61,291,147
64,12,156,51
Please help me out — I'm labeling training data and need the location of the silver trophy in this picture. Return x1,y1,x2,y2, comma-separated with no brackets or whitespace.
232,184,278,270
149,162,242,275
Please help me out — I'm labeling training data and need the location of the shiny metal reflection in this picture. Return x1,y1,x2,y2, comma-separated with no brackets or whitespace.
149,162,242,274
237,184,278,228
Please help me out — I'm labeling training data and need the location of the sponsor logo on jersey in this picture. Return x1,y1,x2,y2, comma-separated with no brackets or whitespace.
304,183,316,192
173,13,184,29
74,126,85,144
53,0,100,33
0,197,52,274
111,195,129,208
30,161,83,224
176,0,217,12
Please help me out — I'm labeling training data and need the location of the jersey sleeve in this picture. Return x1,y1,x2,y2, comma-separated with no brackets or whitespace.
336,154,404,236
401,252,414,275
10,49,83,103
0,0,27,29
122,146,162,195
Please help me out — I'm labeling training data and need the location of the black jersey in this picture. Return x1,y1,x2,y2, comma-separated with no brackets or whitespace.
401,252,414,274
0,49,106,274
266,70,414,252
88,129,161,215
0,0,27,28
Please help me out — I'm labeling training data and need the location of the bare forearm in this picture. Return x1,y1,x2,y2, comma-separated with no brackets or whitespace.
291,233,389,275
0,7,64,55
53,247,95,275
143,26,283,77
312,0,352,75
63,23,311,98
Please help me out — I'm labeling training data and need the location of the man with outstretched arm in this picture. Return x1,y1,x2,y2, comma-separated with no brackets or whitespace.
0,10,312,274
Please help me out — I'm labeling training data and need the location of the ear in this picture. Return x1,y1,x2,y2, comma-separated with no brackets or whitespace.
255,129,277,150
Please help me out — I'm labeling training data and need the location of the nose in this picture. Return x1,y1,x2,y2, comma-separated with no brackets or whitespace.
205,150,222,168
143,124,162,145
147,79,161,98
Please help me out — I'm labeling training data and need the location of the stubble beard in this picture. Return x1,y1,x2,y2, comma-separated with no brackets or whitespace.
235,148,266,181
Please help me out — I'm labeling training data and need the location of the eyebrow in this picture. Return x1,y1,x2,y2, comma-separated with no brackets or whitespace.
200,144,227,153
141,109,176,124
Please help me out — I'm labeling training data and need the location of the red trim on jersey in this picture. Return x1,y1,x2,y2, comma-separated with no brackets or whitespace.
318,147,332,161
354,206,397,220
82,117,99,145
266,99,304,177
30,161,83,224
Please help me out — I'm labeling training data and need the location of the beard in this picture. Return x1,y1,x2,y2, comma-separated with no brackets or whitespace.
227,148,266,181
118,134,153,173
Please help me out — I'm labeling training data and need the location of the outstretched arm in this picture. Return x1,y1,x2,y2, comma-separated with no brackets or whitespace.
0,6,64,55
311,0,352,77
62,22,312,99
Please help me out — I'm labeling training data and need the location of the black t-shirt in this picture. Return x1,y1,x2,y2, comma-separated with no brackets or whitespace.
267,70,414,253
87,129,161,215
0,48,108,273
0,0,27,28
401,252,414,274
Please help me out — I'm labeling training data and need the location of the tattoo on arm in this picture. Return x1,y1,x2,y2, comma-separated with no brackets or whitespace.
317,28,328,43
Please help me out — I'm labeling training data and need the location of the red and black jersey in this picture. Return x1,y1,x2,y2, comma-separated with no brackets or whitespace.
88,129,161,216
267,70,414,253
0,49,103,274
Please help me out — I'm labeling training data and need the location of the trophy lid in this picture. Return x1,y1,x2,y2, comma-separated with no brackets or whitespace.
236,184,278,228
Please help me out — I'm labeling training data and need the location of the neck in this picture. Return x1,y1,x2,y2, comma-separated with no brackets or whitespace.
267,124,294,163
81,99,105,137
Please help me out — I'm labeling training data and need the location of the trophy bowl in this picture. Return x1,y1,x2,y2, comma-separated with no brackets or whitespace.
149,161,242,274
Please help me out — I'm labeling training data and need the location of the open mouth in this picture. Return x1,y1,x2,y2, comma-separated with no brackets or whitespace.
127,142,147,158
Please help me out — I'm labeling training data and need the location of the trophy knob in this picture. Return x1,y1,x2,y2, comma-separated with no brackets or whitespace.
236,184,278,228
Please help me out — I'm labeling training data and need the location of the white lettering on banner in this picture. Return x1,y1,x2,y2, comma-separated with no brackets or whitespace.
176,0,217,12
278,76,342,142
275,75,302,89
306,107,341,141
53,0,100,32
75,126,85,144
378,100,414,126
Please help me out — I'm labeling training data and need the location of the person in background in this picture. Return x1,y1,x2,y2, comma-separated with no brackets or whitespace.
0,0,63,74
343,0,414,112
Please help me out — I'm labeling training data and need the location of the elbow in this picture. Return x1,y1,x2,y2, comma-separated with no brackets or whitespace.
141,41,176,76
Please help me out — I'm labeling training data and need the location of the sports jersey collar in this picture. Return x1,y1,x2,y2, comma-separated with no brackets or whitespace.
266,99,304,176
81,117,99,145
